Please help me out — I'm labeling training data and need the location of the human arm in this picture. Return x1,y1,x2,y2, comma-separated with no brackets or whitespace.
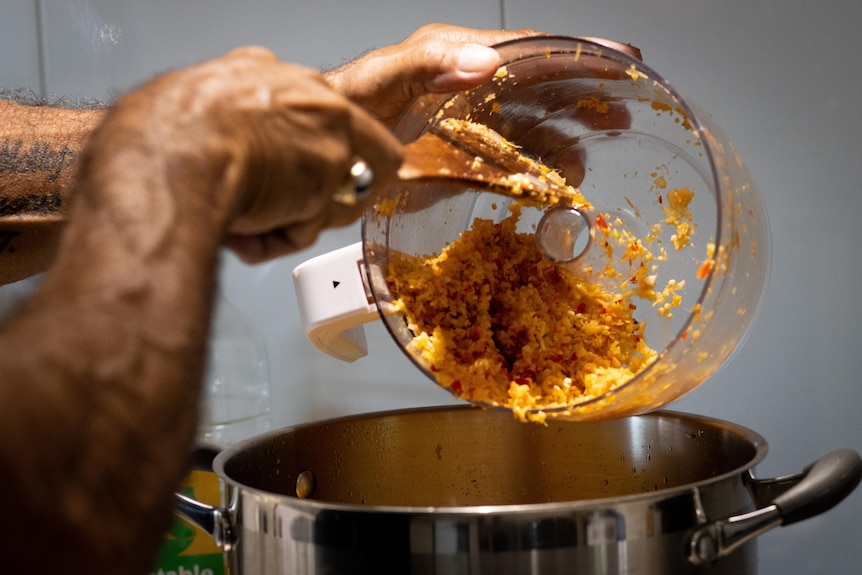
0,100,104,283
0,25,536,272
0,47,401,575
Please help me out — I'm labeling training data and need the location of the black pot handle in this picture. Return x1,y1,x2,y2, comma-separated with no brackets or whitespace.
688,449,862,565
773,449,862,525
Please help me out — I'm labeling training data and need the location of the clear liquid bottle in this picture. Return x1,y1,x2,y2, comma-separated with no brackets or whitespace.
198,292,273,447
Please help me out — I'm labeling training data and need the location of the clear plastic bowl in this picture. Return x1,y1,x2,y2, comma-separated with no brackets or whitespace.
361,36,770,421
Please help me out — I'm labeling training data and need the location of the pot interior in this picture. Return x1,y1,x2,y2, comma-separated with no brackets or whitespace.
219,406,765,507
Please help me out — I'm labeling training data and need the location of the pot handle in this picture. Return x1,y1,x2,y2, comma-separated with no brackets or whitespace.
688,449,862,565
172,445,237,551
292,241,380,362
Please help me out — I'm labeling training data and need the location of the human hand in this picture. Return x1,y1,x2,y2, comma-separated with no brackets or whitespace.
491,37,643,187
324,24,541,127
326,26,640,191
93,47,403,262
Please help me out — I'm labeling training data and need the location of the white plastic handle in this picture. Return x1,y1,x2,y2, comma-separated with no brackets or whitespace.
292,242,379,362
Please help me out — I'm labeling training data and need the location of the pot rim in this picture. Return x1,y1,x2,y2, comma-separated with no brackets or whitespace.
212,406,769,515
213,405,769,516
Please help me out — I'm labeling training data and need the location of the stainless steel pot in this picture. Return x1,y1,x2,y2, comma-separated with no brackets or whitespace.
177,406,861,574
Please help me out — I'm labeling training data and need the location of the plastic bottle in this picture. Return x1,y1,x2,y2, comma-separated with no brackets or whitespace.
197,292,273,446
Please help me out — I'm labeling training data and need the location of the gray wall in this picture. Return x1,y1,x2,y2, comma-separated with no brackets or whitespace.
2,1,860,572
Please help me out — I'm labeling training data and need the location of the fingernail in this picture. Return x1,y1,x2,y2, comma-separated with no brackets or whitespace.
457,44,500,74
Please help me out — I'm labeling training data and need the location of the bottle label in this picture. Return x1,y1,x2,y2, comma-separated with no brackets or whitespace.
149,470,225,575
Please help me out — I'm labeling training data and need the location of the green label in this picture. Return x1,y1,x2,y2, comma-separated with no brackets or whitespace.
149,551,224,575
150,471,225,575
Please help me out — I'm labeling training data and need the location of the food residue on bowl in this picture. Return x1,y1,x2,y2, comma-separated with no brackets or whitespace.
384,108,703,422
387,204,663,424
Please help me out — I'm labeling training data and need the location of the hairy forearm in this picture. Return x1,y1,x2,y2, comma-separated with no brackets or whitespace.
0,100,105,284
0,41,402,573
0,93,233,574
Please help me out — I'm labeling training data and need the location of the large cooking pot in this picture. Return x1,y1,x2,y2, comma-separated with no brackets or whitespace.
177,406,860,574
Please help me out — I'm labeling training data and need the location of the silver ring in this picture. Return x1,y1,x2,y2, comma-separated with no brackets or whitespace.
332,158,374,206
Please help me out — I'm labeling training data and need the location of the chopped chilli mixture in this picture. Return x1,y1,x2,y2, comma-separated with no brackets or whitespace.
388,204,659,423
385,115,704,423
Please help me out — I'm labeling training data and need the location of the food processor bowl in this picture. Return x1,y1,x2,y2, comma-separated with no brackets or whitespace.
294,36,770,421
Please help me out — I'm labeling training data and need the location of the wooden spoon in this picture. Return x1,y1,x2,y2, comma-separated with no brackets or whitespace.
398,118,588,208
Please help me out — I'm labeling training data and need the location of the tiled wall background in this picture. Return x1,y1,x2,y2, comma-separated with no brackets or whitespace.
3,1,861,572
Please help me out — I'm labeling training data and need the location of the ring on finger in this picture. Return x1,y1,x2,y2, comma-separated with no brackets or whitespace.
332,157,374,206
